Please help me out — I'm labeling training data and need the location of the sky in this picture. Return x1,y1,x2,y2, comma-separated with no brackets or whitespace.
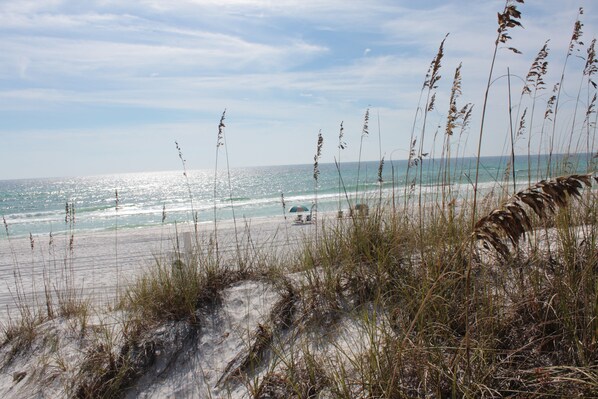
0,0,596,179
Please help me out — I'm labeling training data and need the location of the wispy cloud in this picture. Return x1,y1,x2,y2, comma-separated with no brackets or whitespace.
0,0,596,179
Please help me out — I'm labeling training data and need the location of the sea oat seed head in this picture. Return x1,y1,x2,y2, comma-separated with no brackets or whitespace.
217,109,226,148
313,130,323,181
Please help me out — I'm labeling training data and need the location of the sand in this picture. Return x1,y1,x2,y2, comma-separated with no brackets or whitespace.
0,214,317,324
0,214,341,398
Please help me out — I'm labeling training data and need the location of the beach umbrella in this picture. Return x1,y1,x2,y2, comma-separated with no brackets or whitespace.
289,205,310,213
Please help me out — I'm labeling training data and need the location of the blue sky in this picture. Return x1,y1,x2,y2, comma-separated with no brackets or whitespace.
1,0,596,179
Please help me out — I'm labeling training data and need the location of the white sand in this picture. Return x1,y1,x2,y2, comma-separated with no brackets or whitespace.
0,214,318,324
0,213,373,399
0,275,379,398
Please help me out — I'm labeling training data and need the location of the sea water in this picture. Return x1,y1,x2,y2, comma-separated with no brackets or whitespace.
0,154,593,238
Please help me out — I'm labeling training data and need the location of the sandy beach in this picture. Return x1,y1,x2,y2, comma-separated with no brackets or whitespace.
0,214,317,324
0,213,330,398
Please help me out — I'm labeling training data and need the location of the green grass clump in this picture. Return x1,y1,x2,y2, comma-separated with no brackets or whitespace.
124,251,232,324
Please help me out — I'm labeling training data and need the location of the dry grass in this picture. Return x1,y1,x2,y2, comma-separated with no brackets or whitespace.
123,248,235,325
474,174,593,257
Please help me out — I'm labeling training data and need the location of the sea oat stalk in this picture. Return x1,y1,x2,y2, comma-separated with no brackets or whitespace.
469,0,525,383
280,192,289,243
313,130,323,243
549,8,584,173
523,41,549,185
213,109,226,260
115,189,120,298
337,122,346,215
355,108,369,203
175,141,198,237
220,110,242,263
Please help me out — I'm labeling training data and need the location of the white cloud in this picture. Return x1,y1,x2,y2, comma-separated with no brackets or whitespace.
0,0,597,178
0,34,327,85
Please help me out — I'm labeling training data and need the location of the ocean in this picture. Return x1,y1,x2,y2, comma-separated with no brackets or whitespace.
0,154,593,238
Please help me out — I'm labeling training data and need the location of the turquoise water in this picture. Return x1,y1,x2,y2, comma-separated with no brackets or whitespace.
0,154,593,237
